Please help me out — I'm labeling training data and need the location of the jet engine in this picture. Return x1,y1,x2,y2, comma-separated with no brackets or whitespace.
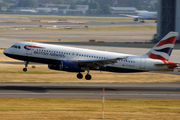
48,61,85,72
134,18,139,21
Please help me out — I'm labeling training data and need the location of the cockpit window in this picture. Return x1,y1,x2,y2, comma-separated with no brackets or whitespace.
11,45,21,49
11,45,15,48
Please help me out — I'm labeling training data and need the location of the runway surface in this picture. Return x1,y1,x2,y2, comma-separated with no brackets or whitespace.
0,83,180,99
0,21,156,27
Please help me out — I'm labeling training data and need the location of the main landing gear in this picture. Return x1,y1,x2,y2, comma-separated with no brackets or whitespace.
77,71,92,80
77,72,83,79
85,74,91,80
23,61,29,72
140,20,145,23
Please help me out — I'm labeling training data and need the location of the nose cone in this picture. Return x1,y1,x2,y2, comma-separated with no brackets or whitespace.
3,48,9,55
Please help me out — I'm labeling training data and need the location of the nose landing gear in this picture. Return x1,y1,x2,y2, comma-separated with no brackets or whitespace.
23,61,29,72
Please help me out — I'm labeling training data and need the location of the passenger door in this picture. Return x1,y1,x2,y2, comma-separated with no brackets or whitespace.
25,44,33,55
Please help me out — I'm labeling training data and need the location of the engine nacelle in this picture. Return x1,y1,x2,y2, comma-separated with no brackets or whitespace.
134,18,139,21
48,61,85,72
48,64,60,70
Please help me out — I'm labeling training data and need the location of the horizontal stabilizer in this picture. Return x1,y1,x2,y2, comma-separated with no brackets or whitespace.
155,63,179,67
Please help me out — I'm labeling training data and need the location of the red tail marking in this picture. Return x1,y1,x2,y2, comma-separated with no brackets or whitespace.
147,52,167,60
156,36,177,47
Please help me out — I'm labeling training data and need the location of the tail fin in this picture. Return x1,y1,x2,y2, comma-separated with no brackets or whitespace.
147,32,179,61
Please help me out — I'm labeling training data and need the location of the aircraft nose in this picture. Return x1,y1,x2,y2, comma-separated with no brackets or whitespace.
3,48,9,55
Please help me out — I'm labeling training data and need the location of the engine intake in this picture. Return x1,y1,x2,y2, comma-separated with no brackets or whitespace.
48,61,85,72
134,18,139,21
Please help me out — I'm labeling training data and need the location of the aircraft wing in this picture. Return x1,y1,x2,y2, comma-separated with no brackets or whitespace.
70,57,128,68
119,14,149,20
119,14,139,18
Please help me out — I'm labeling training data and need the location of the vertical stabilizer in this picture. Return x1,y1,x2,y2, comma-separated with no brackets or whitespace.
147,32,178,60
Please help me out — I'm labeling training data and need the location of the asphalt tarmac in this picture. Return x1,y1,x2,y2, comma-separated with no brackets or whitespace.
0,21,156,27
0,83,179,99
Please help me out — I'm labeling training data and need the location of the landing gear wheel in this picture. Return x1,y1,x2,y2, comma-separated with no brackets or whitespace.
85,74,91,80
23,61,29,72
77,73,83,79
23,68,27,72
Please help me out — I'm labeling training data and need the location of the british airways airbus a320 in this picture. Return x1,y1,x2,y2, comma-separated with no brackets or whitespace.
3,32,179,80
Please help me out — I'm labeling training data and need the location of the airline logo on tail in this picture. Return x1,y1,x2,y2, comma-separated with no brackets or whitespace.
147,32,178,61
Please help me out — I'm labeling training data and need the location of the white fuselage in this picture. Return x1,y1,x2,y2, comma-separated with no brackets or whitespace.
4,42,168,72
137,11,157,20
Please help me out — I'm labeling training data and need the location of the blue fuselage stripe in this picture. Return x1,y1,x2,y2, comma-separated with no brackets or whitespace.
4,53,145,73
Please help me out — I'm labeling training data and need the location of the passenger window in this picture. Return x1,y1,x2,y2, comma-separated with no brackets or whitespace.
15,46,17,48
18,46,21,49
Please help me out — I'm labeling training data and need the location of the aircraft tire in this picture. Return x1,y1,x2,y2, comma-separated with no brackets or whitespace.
77,73,83,79
85,74,91,80
23,68,27,72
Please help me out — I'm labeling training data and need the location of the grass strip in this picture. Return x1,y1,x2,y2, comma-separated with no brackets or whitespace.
0,64,179,83
0,98,179,120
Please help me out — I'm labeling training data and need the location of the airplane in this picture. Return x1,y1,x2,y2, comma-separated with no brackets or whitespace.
3,32,179,80
120,11,157,23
